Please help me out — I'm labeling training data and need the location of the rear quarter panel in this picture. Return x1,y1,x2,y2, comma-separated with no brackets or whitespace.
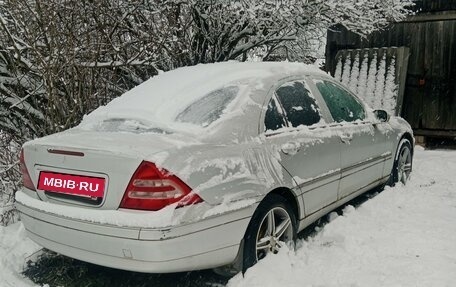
156,142,298,207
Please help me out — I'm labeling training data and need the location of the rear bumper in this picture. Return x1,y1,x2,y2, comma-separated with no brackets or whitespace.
16,191,255,273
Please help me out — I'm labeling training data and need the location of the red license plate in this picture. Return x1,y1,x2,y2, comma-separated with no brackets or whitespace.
38,171,105,198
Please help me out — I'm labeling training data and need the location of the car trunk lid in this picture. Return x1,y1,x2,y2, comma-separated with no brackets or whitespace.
22,129,196,210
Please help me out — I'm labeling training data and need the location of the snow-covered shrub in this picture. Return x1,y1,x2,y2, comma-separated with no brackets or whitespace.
0,132,20,226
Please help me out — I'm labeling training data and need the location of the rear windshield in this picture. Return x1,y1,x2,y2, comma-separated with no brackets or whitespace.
92,118,170,134
175,86,239,127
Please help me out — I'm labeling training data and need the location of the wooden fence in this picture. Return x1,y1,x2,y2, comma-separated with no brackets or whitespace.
334,47,410,116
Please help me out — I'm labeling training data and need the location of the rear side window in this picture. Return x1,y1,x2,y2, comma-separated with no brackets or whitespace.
314,80,365,122
275,81,322,128
264,96,287,131
176,86,238,127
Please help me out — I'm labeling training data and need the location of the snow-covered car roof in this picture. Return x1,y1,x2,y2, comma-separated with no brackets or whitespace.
78,61,327,138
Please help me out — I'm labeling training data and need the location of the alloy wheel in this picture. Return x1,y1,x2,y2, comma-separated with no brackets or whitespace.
397,145,412,184
255,207,294,261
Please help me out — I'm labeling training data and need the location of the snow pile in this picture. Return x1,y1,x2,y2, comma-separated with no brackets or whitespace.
335,50,398,116
229,147,456,287
0,223,40,287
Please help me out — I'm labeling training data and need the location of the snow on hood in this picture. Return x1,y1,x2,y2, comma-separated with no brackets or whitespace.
78,62,326,135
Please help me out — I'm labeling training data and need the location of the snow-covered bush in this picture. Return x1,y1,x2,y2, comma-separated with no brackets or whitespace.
0,132,20,226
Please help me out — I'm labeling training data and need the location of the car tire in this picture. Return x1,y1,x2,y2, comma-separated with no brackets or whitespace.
388,139,413,186
242,194,297,273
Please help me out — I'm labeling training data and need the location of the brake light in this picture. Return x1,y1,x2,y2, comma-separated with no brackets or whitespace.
20,149,36,191
120,161,203,211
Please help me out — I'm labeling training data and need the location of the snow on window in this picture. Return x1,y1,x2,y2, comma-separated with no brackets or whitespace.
265,95,287,131
91,118,170,134
175,86,239,127
275,81,322,128
310,104,318,113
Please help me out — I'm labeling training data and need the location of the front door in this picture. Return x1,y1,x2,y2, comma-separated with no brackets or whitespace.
311,79,389,199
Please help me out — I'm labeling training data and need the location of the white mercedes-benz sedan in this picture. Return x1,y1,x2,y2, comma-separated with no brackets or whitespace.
16,62,413,275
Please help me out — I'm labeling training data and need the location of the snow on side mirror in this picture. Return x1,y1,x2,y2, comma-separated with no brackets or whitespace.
374,110,389,122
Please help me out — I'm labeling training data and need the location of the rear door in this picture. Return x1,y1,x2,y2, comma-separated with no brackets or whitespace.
261,78,341,217
310,78,389,199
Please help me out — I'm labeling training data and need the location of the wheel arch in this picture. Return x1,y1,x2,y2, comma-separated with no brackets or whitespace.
401,132,414,155
388,132,414,186
263,186,301,223
395,132,414,161
215,186,301,276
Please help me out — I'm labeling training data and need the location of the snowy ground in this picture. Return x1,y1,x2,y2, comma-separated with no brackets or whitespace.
1,146,455,287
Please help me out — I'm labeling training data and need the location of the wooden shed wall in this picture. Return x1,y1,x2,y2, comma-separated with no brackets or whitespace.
326,10,456,134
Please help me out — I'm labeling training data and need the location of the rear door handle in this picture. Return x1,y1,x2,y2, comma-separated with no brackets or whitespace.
281,142,301,155
340,134,353,144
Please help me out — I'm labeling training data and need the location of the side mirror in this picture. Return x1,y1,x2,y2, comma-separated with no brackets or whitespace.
374,110,389,122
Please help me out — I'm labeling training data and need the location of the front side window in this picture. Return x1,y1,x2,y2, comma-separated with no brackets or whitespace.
314,80,365,122
275,81,322,128
176,86,239,127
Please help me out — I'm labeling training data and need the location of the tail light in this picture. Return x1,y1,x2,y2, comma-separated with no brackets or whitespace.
120,161,203,211
20,149,36,191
